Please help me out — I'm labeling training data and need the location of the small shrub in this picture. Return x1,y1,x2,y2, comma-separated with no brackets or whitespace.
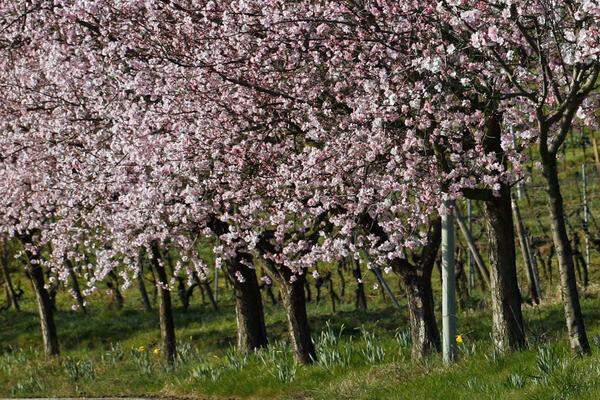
360,327,385,363
11,375,45,396
458,342,477,357
130,348,153,374
63,357,95,381
177,339,202,364
256,340,289,367
394,329,412,349
315,321,350,368
273,359,297,383
190,363,222,382
536,346,561,378
484,347,503,365
224,347,248,370
505,372,527,389
0,347,30,374
102,342,125,365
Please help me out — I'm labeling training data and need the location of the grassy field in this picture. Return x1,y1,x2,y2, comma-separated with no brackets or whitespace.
2,279,600,399
1,136,600,399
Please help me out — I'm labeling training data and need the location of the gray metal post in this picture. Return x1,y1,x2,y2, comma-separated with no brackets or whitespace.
442,200,457,363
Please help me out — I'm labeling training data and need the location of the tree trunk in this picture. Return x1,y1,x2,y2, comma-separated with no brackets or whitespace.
107,271,124,310
337,263,346,300
165,251,191,310
28,264,59,356
304,278,312,302
454,208,491,288
484,187,527,352
351,257,367,311
481,111,526,352
591,137,600,175
137,256,153,312
1,245,19,311
65,259,86,313
512,198,541,304
455,248,470,309
194,274,218,311
274,269,316,364
573,251,589,288
150,243,177,364
542,157,590,354
226,253,268,353
327,274,340,313
402,269,441,359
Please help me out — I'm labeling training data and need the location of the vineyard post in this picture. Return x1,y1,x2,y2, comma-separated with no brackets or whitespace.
442,200,457,363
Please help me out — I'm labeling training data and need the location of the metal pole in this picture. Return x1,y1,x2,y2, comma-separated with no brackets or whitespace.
442,200,457,363
582,164,590,267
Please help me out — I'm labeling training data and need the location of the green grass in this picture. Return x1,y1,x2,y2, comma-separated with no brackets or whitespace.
2,281,600,399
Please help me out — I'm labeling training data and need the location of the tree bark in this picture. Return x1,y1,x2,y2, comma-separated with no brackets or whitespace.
455,247,470,309
402,269,441,359
226,252,268,353
337,263,346,300
351,257,367,311
28,263,60,356
273,267,316,364
481,111,527,352
454,208,491,289
137,254,153,312
65,259,86,313
164,250,191,310
1,244,20,311
512,198,541,304
484,185,527,352
150,242,177,364
542,157,590,354
107,271,124,310
327,273,340,313
193,273,218,311
387,217,442,359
